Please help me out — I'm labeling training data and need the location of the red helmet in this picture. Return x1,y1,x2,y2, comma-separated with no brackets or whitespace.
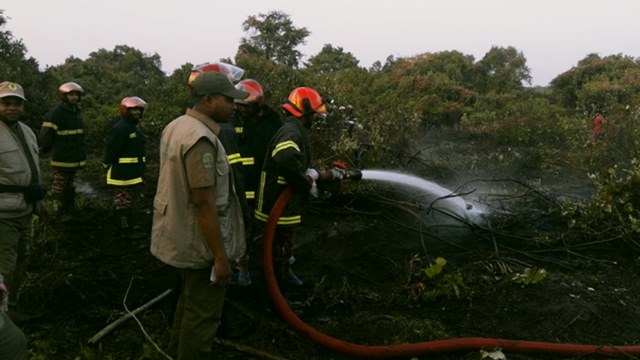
234,79,264,106
187,62,245,91
119,96,147,115
58,82,83,101
282,87,327,118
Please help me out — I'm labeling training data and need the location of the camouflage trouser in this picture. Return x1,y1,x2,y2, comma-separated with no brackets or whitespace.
112,187,134,210
273,228,295,279
112,184,144,211
50,169,76,197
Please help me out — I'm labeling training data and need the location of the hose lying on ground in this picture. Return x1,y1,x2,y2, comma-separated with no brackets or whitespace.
262,187,640,358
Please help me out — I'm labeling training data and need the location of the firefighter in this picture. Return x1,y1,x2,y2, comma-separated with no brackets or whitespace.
39,82,87,222
229,79,283,285
103,97,148,240
255,87,361,286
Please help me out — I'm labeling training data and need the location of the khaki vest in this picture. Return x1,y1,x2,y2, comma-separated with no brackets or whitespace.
150,113,245,269
0,121,40,218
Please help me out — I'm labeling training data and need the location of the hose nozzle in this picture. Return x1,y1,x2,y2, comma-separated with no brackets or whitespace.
328,168,362,181
343,169,362,180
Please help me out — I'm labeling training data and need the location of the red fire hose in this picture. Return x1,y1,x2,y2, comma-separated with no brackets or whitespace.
262,188,640,358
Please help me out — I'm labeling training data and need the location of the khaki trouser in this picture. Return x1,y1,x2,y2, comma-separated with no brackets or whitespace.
168,267,227,360
0,214,32,299
0,312,27,360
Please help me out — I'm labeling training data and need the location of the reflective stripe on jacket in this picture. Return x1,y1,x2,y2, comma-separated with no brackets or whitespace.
254,117,311,226
104,117,146,186
230,105,282,200
39,103,86,169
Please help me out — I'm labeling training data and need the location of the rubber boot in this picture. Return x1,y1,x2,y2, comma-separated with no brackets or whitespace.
59,188,77,224
117,208,147,240
217,301,253,339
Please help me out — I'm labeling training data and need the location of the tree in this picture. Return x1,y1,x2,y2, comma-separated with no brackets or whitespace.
474,46,531,93
550,53,640,113
46,45,166,151
304,44,360,74
0,10,55,128
239,11,310,68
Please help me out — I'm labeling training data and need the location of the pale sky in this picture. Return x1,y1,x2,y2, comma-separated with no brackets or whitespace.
2,0,639,86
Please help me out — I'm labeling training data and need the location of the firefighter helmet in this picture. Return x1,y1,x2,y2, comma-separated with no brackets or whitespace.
58,82,83,101
282,87,327,118
187,62,245,91
119,96,148,116
234,79,264,106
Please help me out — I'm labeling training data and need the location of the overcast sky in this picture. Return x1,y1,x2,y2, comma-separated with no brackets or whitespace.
3,0,640,86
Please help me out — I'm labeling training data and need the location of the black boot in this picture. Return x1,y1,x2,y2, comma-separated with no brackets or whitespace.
59,188,77,224
117,208,146,240
217,301,253,339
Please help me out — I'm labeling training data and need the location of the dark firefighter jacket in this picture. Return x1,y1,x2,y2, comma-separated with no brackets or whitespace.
39,103,87,170
230,105,282,201
219,122,252,229
104,117,145,186
255,116,311,226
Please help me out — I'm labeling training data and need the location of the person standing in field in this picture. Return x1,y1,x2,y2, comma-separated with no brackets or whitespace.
150,71,249,359
104,96,148,240
39,82,87,222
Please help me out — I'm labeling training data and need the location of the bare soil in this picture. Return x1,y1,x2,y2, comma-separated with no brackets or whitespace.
19,127,640,360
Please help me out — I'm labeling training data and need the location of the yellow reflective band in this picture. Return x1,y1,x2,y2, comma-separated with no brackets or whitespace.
57,129,84,135
42,121,57,130
255,210,301,225
245,191,255,199
277,176,287,185
50,160,86,168
241,157,254,166
118,157,140,163
129,132,137,139
234,127,244,134
272,141,299,157
256,171,266,211
227,153,242,165
107,167,143,185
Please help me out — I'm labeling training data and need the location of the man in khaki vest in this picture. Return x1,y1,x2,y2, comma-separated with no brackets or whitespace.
150,72,248,360
0,81,36,360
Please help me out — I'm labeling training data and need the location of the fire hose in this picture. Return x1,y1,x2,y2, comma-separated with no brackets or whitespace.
262,187,640,358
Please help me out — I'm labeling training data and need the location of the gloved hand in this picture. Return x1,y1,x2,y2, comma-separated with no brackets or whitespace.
305,168,319,182
306,168,320,198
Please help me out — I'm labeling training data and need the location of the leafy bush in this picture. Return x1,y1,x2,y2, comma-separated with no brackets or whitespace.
560,158,640,247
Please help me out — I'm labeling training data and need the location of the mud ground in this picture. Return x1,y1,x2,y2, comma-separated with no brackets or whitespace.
19,127,640,360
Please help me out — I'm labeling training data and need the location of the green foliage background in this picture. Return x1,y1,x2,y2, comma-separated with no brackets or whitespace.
3,8,640,243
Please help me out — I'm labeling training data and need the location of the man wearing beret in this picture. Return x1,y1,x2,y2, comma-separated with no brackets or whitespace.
150,72,249,359
0,81,37,360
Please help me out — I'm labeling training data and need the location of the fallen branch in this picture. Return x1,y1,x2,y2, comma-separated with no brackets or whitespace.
88,287,172,345
213,337,290,360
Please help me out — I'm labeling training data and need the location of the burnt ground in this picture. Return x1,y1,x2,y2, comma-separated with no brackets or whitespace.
18,127,640,360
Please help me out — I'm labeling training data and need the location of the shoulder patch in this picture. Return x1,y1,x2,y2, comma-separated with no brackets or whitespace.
202,152,215,169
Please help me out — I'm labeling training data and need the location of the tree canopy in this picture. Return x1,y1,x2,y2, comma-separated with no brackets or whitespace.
239,10,310,68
